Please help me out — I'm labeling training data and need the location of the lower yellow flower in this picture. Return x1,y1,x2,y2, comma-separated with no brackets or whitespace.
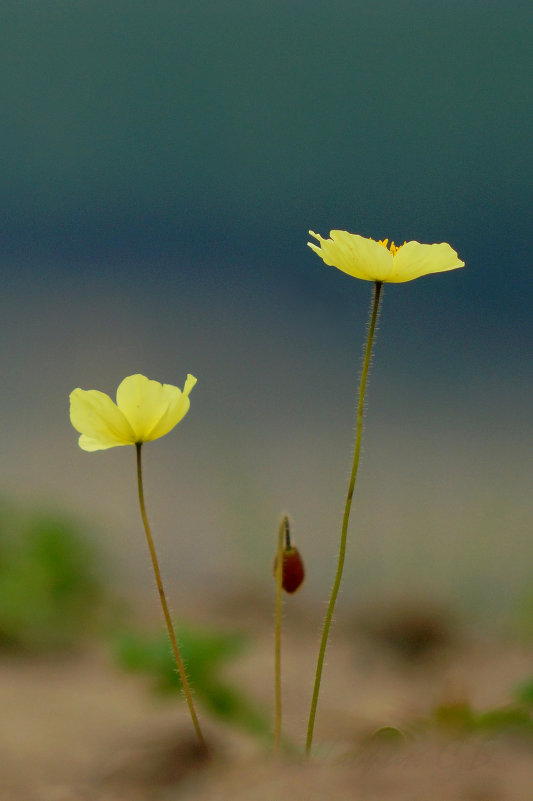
70,373,197,451
308,230,464,282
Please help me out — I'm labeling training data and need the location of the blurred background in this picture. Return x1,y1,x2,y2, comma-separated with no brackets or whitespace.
1,0,532,626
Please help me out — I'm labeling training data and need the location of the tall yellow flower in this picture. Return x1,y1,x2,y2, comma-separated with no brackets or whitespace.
308,230,464,282
70,373,197,451
305,227,464,756
69,370,206,749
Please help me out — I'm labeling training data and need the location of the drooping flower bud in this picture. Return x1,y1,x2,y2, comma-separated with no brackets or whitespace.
278,547,305,593
273,516,305,593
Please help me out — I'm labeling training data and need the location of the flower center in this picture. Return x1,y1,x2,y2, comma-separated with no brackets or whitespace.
377,238,405,256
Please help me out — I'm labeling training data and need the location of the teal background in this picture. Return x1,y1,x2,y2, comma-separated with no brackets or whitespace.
1,2,531,621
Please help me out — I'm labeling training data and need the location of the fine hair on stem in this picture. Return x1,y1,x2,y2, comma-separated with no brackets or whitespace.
135,442,207,753
305,280,383,755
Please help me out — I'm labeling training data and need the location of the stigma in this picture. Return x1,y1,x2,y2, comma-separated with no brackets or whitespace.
377,238,406,256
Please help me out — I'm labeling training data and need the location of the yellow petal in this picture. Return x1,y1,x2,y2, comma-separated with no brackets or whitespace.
115,373,197,443
183,373,197,396
388,241,465,283
78,434,131,452
69,388,135,450
115,374,171,441
143,374,197,441
308,230,393,282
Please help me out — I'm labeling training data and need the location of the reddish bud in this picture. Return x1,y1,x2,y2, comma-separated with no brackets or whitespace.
273,547,305,593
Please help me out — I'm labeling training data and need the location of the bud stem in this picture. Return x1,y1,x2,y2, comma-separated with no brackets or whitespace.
305,280,383,756
273,515,287,751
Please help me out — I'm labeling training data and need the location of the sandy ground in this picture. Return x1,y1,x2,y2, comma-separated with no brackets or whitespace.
2,599,533,800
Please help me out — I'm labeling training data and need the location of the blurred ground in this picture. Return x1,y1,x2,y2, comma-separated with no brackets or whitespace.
2,594,533,801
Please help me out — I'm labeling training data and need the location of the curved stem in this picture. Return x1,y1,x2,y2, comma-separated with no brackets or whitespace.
135,443,207,753
305,280,383,756
273,516,287,751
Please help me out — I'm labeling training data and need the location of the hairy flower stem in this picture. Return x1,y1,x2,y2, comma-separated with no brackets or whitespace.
135,443,207,753
306,280,383,756
274,516,288,751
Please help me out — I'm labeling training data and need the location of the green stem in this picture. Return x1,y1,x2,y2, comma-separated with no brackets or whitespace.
305,280,383,756
273,516,287,751
135,443,207,753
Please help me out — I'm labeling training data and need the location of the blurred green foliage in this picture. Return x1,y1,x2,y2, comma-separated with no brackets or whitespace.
432,700,533,736
0,500,272,741
0,502,105,651
114,624,272,741
515,679,533,709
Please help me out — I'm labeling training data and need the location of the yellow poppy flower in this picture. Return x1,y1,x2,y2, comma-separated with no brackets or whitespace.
70,373,197,452
308,230,465,283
